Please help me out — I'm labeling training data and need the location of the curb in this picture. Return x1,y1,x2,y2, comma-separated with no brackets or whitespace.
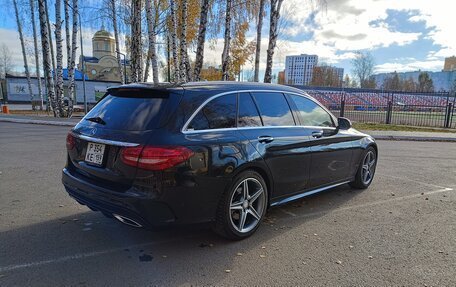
0,117,76,127
373,135,456,142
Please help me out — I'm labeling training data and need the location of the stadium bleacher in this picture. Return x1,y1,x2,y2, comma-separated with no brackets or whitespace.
304,90,450,108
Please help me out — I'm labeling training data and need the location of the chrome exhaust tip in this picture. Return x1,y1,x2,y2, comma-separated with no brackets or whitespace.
113,214,143,228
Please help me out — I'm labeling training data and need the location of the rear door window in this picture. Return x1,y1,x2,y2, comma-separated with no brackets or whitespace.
251,92,295,126
187,94,237,130
83,94,167,131
238,93,262,127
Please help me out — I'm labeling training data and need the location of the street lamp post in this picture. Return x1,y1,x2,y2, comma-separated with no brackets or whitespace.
167,36,171,82
65,3,87,114
78,12,87,114
116,51,128,84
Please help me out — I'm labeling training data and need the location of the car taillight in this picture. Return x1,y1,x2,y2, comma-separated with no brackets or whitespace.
120,146,194,171
66,133,75,150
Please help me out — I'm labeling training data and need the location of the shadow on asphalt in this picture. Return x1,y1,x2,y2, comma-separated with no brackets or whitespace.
0,184,364,284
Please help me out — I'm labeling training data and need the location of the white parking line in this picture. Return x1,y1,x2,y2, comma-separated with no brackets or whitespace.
285,187,453,221
280,209,297,217
0,236,193,273
0,188,453,273
380,174,450,189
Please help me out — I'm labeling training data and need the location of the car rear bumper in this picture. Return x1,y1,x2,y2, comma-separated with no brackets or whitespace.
62,168,177,228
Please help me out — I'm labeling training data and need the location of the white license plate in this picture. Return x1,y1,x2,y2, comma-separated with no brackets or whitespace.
85,142,106,166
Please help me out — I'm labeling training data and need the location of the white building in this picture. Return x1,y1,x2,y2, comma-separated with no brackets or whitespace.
372,70,456,92
332,67,345,85
285,54,318,85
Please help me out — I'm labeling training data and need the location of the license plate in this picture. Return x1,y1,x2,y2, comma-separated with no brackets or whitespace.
85,142,106,166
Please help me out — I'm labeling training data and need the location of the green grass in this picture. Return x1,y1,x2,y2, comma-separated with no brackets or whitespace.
345,110,447,119
353,122,456,133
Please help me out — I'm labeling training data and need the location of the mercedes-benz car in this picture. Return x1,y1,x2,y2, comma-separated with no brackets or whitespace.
62,82,377,240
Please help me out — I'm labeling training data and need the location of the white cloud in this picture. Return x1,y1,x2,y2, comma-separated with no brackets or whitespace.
274,0,454,73
402,2,456,57
3,0,455,78
375,59,443,73
282,0,422,51
198,36,358,79
0,28,27,72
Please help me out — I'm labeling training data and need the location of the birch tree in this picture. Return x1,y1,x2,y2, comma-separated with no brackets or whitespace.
170,0,180,82
254,0,265,82
109,0,125,84
144,0,159,83
151,0,162,83
64,0,71,69
44,0,56,81
38,0,57,116
68,0,79,102
221,0,232,81
192,0,209,81
130,0,142,82
178,0,191,82
55,0,65,116
264,0,283,83
13,0,34,109
30,0,44,110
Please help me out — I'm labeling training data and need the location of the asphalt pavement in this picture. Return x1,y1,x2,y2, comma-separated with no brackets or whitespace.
2,114,456,141
0,122,455,286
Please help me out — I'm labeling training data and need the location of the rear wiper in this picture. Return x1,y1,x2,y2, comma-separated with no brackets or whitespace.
85,116,106,125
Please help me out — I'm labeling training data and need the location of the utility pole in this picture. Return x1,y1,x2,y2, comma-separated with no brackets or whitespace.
117,51,128,84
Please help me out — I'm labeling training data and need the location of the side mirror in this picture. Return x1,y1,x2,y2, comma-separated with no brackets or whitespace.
337,117,352,130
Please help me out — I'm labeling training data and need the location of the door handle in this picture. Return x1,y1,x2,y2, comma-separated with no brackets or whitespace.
258,135,274,143
312,131,323,138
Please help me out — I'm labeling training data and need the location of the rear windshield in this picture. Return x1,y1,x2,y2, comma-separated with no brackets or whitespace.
83,94,167,131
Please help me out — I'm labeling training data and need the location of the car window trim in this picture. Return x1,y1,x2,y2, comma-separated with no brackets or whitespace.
244,92,264,126
283,93,301,126
182,90,338,134
182,125,337,134
237,92,262,128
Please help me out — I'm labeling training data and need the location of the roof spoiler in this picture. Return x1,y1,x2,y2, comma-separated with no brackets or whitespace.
107,83,180,98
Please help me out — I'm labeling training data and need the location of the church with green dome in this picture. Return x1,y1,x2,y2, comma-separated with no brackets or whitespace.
77,27,129,82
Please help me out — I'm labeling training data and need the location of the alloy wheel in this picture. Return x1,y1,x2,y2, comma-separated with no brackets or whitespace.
361,150,376,185
229,178,266,233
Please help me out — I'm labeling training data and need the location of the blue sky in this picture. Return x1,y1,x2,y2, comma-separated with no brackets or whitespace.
268,0,454,75
0,0,454,79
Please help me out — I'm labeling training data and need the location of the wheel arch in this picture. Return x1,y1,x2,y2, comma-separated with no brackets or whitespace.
360,136,378,157
369,142,378,156
231,162,273,206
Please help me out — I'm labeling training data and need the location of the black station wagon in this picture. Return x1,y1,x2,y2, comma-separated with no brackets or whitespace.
62,82,377,239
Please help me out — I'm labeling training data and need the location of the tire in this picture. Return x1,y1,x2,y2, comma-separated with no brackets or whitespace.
213,170,268,240
350,146,377,189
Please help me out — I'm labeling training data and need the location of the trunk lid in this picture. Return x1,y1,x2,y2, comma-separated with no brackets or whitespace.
66,86,182,191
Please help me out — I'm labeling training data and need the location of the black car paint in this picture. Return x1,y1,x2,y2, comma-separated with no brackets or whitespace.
62,82,376,228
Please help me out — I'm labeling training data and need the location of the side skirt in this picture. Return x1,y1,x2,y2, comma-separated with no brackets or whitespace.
270,180,351,207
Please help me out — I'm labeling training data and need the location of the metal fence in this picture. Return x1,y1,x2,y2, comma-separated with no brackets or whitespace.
293,86,456,128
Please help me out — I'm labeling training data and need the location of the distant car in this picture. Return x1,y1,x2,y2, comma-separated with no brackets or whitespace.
72,105,84,112
62,82,378,239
